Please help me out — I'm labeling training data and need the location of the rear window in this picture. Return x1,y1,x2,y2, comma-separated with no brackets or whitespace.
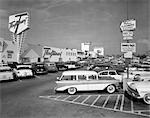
109,71,116,75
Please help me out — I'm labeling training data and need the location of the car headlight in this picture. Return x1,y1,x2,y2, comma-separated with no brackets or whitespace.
129,83,137,90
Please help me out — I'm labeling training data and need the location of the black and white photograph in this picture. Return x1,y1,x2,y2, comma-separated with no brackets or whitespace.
0,0,150,118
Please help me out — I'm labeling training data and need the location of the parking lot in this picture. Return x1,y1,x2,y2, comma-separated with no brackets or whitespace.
40,93,150,117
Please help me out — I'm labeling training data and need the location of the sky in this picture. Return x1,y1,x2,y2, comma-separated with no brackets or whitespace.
0,0,149,55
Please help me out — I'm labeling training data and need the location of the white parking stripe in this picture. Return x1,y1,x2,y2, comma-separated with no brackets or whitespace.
114,95,120,110
61,95,71,101
72,95,81,102
54,96,61,100
81,95,91,104
102,95,110,108
120,95,124,111
90,95,101,106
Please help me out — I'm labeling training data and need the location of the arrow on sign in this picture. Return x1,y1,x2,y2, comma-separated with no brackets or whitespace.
120,19,136,31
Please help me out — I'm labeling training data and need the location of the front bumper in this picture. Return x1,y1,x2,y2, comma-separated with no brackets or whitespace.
125,84,141,99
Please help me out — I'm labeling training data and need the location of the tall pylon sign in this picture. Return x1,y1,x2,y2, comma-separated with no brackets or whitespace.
8,12,30,63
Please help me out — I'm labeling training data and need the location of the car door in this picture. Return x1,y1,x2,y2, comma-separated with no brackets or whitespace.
109,71,122,81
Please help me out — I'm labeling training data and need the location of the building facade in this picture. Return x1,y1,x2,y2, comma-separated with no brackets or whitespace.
0,38,18,63
21,44,85,63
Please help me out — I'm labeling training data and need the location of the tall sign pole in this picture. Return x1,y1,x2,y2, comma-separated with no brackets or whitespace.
8,12,30,63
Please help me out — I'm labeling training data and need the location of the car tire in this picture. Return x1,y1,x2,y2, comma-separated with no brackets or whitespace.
67,87,77,95
143,94,150,105
106,85,116,94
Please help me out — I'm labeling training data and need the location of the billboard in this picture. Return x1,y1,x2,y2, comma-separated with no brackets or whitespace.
120,19,136,31
121,43,136,52
43,47,61,58
8,12,29,35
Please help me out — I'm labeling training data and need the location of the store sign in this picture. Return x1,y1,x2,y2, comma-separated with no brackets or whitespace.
121,43,136,52
43,48,61,58
8,12,29,35
120,19,136,31
123,36,133,40
122,31,134,37
124,51,133,58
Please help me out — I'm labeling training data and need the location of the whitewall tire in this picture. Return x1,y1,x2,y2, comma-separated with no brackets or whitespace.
67,87,77,95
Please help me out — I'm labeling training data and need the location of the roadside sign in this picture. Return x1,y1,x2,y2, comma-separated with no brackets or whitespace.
124,51,133,58
121,43,136,52
122,31,134,37
120,19,136,31
123,36,133,40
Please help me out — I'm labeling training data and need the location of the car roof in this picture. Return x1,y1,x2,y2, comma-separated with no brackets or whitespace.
99,70,116,72
62,70,98,76
0,66,11,70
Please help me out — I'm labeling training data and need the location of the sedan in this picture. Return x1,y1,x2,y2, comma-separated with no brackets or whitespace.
13,64,34,79
125,80,150,105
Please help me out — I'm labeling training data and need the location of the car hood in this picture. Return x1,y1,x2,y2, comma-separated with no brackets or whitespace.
127,81,150,96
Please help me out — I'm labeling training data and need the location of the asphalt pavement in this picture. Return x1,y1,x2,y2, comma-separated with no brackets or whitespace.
0,71,149,118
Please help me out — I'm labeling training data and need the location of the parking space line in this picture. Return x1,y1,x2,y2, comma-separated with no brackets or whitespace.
114,95,120,110
81,95,91,104
54,96,62,100
120,94,124,111
90,95,101,106
102,95,110,108
61,95,71,101
72,95,80,102
39,94,150,117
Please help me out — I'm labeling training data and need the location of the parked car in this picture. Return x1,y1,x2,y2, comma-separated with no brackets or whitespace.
55,70,120,95
125,80,150,105
32,63,48,75
87,64,111,72
55,62,68,71
13,64,34,79
64,61,77,70
98,70,123,82
0,66,14,81
45,62,58,72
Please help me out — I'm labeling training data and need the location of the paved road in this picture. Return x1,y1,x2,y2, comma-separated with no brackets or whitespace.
0,72,149,118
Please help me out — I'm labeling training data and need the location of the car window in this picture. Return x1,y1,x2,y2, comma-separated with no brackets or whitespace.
98,76,116,80
61,75,76,80
100,71,108,75
109,71,116,75
88,75,97,80
78,75,86,80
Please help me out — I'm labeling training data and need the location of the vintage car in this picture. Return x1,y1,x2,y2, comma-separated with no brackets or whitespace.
55,70,120,95
45,62,58,72
98,70,123,82
13,64,34,79
32,63,48,75
125,80,150,105
0,66,14,81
